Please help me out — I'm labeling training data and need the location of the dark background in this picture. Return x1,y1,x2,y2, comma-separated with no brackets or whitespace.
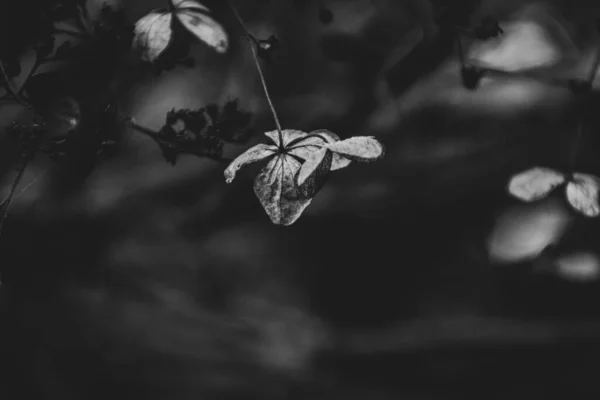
2,0,600,398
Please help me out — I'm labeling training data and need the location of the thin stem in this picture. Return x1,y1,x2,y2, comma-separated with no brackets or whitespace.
227,1,284,147
0,61,32,109
0,157,30,238
52,28,89,38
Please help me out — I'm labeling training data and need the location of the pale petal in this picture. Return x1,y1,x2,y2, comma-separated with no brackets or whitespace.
172,0,209,11
296,148,333,198
566,173,600,217
325,136,385,162
175,7,228,53
133,12,173,62
253,155,312,225
224,143,277,183
507,167,565,202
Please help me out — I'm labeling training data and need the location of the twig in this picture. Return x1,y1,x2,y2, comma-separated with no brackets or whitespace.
0,157,31,238
0,168,47,209
227,1,284,148
0,61,32,109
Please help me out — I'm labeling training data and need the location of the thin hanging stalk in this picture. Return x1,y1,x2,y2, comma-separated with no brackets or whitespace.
227,1,284,148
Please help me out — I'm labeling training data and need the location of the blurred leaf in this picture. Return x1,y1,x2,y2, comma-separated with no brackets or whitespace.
508,167,566,202
566,173,600,217
171,0,228,54
132,11,173,63
555,252,600,282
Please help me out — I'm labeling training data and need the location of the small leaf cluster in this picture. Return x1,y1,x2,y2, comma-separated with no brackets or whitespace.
154,99,255,165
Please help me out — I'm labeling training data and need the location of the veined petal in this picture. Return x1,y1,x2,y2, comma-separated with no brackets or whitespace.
566,173,600,217
265,129,308,147
224,143,277,183
287,129,351,171
325,136,385,162
253,155,312,225
508,167,565,202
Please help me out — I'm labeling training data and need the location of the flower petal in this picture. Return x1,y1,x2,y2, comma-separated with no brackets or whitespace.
507,167,565,202
174,4,228,53
133,12,173,63
288,129,351,170
224,143,277,183
566,173,600,217
253,155,312,225
325,136,385,162
296,148,333,198
265,129,308,147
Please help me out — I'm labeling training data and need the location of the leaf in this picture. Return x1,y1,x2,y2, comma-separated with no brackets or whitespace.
507,167,565,202
555,252,600,282
253,155,312,225
325,136,385,162
566,173,600,217
172,0,209,11
174,3,228,54
224,144,277,183
296,147,333,199
132,12,173,62
285,131,350,171
308,129,351,170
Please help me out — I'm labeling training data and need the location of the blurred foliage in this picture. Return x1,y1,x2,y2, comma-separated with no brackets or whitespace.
2,0,600,399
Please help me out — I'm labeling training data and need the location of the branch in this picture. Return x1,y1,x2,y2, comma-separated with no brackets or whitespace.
0,156,31,238
123,116,233,164
0,61,32,109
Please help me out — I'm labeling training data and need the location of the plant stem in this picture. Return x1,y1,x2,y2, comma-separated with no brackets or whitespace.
227,1,284,147
0,157,31,238
0,61,32,109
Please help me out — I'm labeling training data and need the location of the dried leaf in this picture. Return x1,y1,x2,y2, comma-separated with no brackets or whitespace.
296,147,333,198
325,136,385,162
566,173,600,217
307,129,351,170
507,167,565,202
174,1,228,53
224,143,277,183
132,11,173,62
254,155,312,225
